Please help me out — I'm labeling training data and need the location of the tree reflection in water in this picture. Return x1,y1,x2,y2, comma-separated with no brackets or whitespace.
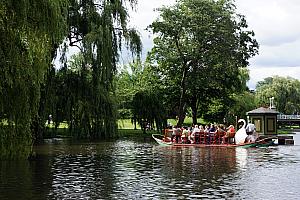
1,137,300,200
154,146,245,198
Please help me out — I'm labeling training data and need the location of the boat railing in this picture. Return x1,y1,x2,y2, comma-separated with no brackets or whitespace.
163,128,235,145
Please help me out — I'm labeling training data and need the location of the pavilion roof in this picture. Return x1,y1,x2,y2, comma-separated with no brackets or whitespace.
247,107,279,115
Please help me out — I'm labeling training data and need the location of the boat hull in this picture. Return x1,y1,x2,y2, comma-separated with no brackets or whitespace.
152,134,274,148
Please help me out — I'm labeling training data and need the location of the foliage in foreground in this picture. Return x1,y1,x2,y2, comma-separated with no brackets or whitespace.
0,0,68,159
0,0,141,159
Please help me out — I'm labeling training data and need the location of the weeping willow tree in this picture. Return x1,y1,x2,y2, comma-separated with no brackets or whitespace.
0,0,68,159
0,0,141,158
57,0,141,139
132,90,166,133
37,0,142,140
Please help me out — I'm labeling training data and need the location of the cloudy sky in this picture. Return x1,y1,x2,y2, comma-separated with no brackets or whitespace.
125,0,300,89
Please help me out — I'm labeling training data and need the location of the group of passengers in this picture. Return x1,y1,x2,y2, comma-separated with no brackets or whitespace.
169,124,236,144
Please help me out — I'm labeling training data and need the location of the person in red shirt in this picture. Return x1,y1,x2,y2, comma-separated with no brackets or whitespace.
223,125,235,144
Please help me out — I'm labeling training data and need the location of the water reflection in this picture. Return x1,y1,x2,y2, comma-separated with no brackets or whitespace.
236,147,248,170
152,147,241,199
0,157,52,199
0,135,300,199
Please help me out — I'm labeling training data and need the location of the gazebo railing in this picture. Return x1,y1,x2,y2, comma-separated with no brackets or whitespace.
277,114,300,120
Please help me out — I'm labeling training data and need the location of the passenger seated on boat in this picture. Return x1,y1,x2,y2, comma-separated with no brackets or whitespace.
172,126,182,143
204,125,209,144
207,124,216,144
223,125,235,144
215,125,226,144
181,126,190,143
163,128,173,142
245,123,258,143
204,125,209,133
198,125,205,144
171,126,176,143
191,125,200,144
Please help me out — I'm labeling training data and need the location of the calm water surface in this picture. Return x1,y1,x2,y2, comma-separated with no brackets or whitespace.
1,134,300,199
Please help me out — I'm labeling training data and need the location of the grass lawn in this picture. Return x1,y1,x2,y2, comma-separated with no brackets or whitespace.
118,129,157,137
118,119,141,129
277,129,292,134
42,117,208,138
167,118,207,127
118,117,206,130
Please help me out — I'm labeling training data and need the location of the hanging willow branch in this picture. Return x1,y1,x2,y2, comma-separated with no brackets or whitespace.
57,0,142,139
0,0,69,159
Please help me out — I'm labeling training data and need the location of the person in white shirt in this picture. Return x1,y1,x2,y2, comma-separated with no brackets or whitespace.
191,125,200,143
245,123,258,143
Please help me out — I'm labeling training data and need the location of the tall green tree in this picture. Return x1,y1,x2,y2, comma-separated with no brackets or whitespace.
200,67,253,123
59,0,141,139
148,0,258,126
115,61,167,131
132,90,166,133
255,76,300,114
115,61,149,119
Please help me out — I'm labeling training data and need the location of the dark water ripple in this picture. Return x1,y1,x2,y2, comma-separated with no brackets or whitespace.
1,135,300,199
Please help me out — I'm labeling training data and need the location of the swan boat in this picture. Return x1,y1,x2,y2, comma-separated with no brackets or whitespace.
151,134,275,148
152,119,276,148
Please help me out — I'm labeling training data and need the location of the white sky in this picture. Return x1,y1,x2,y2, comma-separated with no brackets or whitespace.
124,0,300,89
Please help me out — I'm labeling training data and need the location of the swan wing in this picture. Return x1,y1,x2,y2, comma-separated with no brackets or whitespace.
235,128,248,144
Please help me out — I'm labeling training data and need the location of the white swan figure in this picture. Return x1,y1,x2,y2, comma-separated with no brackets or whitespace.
235,119,248,144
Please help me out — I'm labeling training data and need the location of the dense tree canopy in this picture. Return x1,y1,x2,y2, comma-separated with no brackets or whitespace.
57,0,141,139
255,76,300,114
0,0,68,159
148,0,258,126
115,61,166,132
0,0,141,159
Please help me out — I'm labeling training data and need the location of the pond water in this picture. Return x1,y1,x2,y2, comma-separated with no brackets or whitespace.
1,134,300,199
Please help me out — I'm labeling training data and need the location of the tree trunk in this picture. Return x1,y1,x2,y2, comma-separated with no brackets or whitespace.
175,38,189,127
190,96,198,125
177,90,187,127
177,103,187,127
177,64,189,127
31,115,44,144
133,116,137,130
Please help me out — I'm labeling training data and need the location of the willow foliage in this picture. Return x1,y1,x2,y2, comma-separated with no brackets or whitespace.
0,0,68,159
59,0,141,139
255,76,300,114
132,90,166,133
115,61,167,131
0,0,141,158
